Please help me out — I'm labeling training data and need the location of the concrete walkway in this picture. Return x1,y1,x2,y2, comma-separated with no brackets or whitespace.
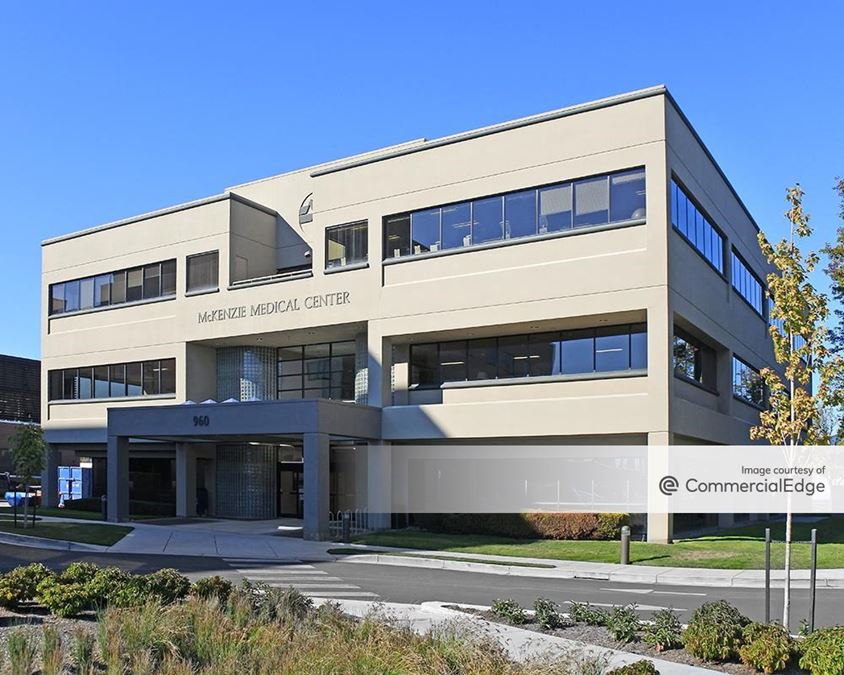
327,598,717,674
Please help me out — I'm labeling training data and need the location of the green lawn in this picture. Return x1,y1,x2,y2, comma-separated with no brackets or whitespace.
0,520,132,546
353,517,844,570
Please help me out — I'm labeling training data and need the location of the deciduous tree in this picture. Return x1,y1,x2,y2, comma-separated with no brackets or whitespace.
10,424,46,529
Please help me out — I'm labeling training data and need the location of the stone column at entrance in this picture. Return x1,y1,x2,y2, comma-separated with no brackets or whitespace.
176,443,197,518
303,432,330,540
106,435,130,522
41,444,60,508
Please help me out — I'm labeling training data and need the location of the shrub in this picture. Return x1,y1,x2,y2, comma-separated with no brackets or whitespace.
60,561,100,584
191,575,233,604
69,627,96,675
491,598,527,625
0,563,53,609
37,577,90,618
6,627,37,675
533,597,567,630
41,625,64,675
739,622,794,673
682,600,749,661
412,512,631,540
87,565,132,607
799,626,844,675
607,659,660,675
642,609,683,652
144,568,191,604
607,605,641,643
568,601,609,626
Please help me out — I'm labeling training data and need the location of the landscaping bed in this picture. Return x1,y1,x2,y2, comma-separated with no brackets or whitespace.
449,596,844,675
0,521,132,546
354,516,844,569
0,562,606,674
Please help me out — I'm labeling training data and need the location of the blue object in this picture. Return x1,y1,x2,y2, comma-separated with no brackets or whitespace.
58,466,91,505
4,491,34,507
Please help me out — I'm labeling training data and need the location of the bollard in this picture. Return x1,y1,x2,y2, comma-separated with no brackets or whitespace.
101,494,108,521
342,511,351,543
620,525,631,565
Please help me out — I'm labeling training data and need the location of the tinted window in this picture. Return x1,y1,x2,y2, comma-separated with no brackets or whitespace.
472,197,504,244
630,326,648,369
441,202,471,250
94,366,109,398
78,368,92,399
62,280,79,312
79,277,95,310
63,369,77,399
326,221,368,268
126,363,142,397
671,179,725,273
142,361,160,395
529,333,561,376
110,364,126,397
439,341,467,382
384,215,410,258
276,341,356,401
411,209,440,254
540,184,572,232
731,250,764,315
595,327,629,371
143,264,161,299
50,284,65,314
498,336,531,378
733,357,764,406
94,274,111,307
505,190,537,239
574,176,609,227
161,260,177,295
111,271,127,304
410,343,439,387
126,268,143,302
467,338,497,380
561,330,594,374
610,169,646,222
160,359,176,394
187,252,219,293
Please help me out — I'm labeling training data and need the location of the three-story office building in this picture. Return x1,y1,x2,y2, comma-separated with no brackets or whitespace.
41,86,774,541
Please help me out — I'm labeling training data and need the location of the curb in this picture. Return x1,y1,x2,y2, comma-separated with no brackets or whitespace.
335,552,844,589
0,531,108,552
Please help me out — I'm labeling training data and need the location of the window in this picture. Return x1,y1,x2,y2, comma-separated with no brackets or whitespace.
673,329,717,390
733,356,764,407
47,258,177,316
671,179,725,273
384,215,411,259
47,358,175,401
277,341,356,401
186,251,219,293
325,221,368,269
731,249,764,315
409,324,646,387
383,168,646,260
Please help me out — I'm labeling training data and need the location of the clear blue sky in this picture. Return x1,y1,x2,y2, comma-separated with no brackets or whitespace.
1,2,842,360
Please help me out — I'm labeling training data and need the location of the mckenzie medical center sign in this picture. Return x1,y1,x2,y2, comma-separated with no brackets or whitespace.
196,291,351,324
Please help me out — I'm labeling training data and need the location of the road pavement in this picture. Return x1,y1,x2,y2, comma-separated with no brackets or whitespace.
1,544,840,630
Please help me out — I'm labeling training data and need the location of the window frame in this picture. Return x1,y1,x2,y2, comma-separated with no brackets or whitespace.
277,341,356,402
670,177,727,277
47,358,176,402
731,355,766,408
324,220,369,270
672,328,718,393
186,250,220,294
730,247,766,318
48,259,177,317
382,167,647,262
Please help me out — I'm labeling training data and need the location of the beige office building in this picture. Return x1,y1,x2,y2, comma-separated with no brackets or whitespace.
40,86,774,542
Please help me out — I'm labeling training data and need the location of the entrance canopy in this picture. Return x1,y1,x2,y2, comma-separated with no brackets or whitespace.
107,398,382,442
105,399,382,540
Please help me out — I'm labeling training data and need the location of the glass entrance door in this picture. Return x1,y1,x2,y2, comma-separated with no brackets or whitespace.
277,462,303,518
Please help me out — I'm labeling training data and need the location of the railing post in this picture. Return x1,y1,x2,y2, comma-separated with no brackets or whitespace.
809,528,818,632
764,527,771,623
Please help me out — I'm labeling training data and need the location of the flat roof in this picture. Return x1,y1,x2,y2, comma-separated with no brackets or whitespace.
43,85,760,245
42,192,278,246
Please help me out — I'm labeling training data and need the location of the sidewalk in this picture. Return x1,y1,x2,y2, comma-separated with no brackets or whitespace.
327,598,717,674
